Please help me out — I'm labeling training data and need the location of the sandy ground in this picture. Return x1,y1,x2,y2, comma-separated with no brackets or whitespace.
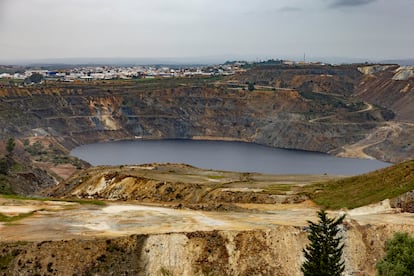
1,198,413,242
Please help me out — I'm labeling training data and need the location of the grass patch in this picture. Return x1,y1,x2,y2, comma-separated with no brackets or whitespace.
0,253,14,270
0,212,34,223
10,162,24,173
64,199,107,206
263,184,294,195
305,160,414,209
0,194,106,206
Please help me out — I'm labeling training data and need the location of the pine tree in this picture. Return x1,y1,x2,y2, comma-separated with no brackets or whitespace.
301,210,345,276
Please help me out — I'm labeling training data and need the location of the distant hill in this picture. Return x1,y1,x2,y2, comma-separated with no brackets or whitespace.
381,59,414,66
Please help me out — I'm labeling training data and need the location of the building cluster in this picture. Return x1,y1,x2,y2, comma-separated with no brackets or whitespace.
0,63,246,83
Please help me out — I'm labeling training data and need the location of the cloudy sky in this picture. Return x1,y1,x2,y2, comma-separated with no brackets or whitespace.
0,0,413,62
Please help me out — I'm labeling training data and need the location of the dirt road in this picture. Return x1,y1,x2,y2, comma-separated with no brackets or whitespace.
338,121,403,159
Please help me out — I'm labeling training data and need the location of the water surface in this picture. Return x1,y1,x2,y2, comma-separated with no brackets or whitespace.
71,139,390,175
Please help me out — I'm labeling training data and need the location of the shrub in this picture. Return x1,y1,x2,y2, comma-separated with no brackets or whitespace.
377,232,414,276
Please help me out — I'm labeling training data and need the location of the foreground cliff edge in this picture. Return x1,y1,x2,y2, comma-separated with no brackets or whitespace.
1,161,414,275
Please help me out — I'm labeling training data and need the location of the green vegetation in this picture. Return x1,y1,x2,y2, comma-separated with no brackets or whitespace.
263,184,295,195
0,78,23,86
0,159,8,175
377,232,414,276
10,162,24,173
6,138,15,157
24,141,46,156
0,194,106,206
24,141,83,168
64,198,106,206
24,73,43,84
302,210,345,276
247,82,255,91
0,176,13,194
0,137,16,176
0,252,14,270
0,212,34,223
305,160,414,209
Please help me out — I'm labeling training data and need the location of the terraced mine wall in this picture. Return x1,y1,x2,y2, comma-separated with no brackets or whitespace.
1,222,414,275
0,77,391,155
0,64,413,166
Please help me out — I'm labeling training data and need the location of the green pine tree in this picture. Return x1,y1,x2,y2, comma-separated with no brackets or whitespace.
301,210,345,276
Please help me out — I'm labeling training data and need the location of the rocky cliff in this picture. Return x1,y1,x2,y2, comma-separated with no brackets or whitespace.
1,221,414,275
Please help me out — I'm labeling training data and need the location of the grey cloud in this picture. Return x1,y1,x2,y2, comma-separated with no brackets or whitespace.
278,6,302,12
328,0,377,8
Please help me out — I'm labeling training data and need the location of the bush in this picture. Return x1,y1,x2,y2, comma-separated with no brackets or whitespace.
377,232,414,276
0,158,9,175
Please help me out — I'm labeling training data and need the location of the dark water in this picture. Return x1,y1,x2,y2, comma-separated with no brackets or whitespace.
71,139,390,175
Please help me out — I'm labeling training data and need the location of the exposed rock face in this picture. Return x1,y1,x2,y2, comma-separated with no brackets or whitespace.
392,66,414,81
356,65,414,122
358,65,394,75
48,164,315,206
1,222,414,275
391,190,414,212
0,63,413,192
0,68,398,158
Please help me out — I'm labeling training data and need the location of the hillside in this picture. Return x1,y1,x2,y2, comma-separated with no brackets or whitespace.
307,160,414,210
356,65,414,122
49,160,414,213
48,163,334,208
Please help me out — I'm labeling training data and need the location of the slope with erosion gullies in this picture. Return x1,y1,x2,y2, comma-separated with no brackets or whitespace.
306,160,414,210
0,139,58,196
50,161,414,213
48,163,334,208
356,64,414,122
347,64,414,162
234,64,414,162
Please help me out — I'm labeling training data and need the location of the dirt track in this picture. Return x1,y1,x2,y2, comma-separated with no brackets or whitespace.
338,121,403,159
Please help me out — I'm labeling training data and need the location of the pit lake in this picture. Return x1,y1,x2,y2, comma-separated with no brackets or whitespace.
71,139,390,175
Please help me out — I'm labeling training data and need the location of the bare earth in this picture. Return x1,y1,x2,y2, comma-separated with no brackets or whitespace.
1,197,413,242
338,121,403,159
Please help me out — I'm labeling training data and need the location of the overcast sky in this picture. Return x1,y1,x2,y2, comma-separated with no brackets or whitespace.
0,0,413,63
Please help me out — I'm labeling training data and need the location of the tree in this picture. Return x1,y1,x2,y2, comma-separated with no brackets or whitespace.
248,82,255,92
301,210,345,276
24,73,43,84
6,137,15,157
377,232,414,276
